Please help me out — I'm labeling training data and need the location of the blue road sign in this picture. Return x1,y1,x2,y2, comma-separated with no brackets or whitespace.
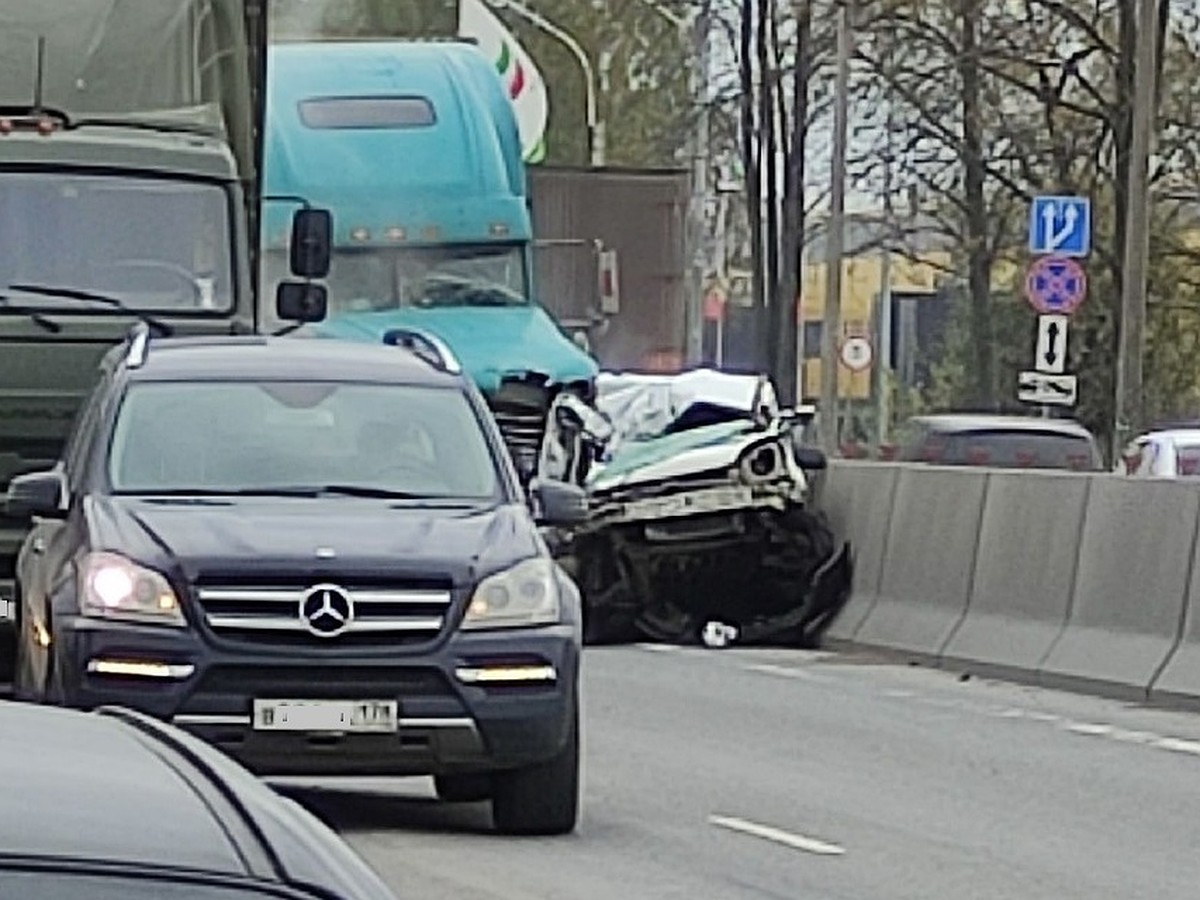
1029,195,1091,256
1025,256,1087,315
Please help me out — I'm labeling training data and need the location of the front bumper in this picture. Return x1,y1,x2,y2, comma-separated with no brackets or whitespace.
50,616,579,777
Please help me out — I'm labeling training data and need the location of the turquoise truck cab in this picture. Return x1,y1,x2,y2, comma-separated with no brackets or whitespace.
261,40,599,478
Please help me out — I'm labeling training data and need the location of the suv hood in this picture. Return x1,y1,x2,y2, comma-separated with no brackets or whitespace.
84,495,541,587
307,306,599,393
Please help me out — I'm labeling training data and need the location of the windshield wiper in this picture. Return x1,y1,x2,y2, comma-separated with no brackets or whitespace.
119,487,321,498
0,295,61,333
7,284,173,336
418,274,526,308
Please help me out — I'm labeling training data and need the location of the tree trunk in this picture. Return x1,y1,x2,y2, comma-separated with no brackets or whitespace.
957,0,993,407
760,0,780,375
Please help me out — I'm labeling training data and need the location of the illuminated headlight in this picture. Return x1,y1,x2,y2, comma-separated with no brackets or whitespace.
739,440,785,483
462,558,560,630
79,552,185,626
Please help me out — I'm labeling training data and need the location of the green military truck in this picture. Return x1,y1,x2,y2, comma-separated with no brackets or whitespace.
0,0,330,673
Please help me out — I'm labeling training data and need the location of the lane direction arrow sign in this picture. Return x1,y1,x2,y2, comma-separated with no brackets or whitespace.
1035,314,1068,374
1029,195,1091,256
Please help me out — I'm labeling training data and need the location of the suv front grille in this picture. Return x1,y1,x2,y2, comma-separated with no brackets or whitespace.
195,582,454,647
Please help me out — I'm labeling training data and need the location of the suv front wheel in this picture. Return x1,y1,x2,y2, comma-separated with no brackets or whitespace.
490,698,580,836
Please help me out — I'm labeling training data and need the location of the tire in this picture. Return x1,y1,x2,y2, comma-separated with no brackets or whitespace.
490,700,580,836
434,773,493,803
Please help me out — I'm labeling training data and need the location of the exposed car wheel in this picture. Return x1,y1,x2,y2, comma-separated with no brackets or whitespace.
490,699,580,836
434,773,493,803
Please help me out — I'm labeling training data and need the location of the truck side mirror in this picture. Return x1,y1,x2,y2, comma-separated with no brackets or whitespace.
276,281,328,323
289,208,332,279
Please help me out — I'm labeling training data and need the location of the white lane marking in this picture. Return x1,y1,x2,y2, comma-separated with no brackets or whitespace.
1109,728,1161,745
1025,711,1063,723
709,815,845,856
635,643,680,653
1155,737,1200,756
743,663,833,683
1063,722,1114,736
882,689,916,698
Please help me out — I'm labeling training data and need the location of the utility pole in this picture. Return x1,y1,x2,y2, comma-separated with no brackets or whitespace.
873,27,896,447
684,2,712,366
819,0,851,454
1113,0,1158,462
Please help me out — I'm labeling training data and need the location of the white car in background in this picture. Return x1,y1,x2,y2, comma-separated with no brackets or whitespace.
1121,428,1200,478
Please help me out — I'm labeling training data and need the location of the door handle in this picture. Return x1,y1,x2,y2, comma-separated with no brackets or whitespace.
32,537,46,554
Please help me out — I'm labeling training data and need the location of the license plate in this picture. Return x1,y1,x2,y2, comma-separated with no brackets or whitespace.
626,485,754,520
252,699,398,733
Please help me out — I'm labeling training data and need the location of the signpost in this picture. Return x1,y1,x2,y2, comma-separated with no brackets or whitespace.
1029,195,1091,257
1025,257,1087,315
1035,314,1068,375
1020,195,1091,412
1018,371,1078,406
839,335,873,372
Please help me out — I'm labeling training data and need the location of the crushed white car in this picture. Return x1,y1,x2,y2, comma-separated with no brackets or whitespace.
540,369,853,647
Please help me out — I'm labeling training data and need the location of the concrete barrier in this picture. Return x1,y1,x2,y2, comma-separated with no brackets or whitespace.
1146,505,1200,706
940,471,1091,680
816,461,901,641
1038,477,1200,699
853,465,989,658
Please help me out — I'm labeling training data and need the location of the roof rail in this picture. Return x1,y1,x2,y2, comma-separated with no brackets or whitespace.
381,327,462,375
125,321,152,369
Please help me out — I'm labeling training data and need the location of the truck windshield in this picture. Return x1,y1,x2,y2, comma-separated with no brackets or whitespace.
0,172,234,313
264,243,529,316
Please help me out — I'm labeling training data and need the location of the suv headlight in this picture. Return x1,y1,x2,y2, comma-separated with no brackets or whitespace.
79,552,185,627
462,558,560,630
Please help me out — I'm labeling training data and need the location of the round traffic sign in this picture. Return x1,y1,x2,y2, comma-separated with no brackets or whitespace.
1025,256,1087,315
840,335,873,372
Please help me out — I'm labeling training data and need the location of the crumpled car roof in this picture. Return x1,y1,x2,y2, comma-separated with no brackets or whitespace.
595,369,780,452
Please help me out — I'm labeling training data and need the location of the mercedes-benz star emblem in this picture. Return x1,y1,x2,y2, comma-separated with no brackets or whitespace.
299,583,354,638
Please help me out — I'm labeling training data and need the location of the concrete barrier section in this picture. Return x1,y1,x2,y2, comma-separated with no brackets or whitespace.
816,461,900,641
1038,478,1200,698
1147,500,1200,705
853,465,989,657
940,471,1090,678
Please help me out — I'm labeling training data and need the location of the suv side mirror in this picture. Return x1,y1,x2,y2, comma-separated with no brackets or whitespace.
5,470,65,521
289,208,332,279
276,281,328,323
531,478,589,526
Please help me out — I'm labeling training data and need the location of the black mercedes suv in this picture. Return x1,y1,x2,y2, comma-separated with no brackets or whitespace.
3,324,589,835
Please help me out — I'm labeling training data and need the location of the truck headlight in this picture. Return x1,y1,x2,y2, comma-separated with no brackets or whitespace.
79,552,185,627
462,558,560,630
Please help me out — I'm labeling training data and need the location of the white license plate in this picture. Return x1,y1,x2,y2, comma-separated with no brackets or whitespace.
252,699,398,733
626,485,755,520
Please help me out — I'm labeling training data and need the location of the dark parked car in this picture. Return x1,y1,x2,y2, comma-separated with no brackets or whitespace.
4,326,589,835
895,414,1103,470
0,700,397,900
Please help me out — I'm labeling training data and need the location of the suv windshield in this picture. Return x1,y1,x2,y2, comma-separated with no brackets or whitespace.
0,173,234,313
262,243,528,318
108,381,501,499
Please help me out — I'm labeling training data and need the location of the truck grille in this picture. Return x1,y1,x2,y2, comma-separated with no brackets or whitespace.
491,407,547,477
194,582,454,647
487,377,553,480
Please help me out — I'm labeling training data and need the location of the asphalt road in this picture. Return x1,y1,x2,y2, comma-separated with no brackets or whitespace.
278,645,1200,899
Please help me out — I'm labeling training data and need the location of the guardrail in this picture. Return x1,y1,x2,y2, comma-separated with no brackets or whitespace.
813,460,1200,706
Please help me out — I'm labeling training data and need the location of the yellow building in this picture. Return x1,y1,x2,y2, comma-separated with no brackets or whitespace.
799,238,949,400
